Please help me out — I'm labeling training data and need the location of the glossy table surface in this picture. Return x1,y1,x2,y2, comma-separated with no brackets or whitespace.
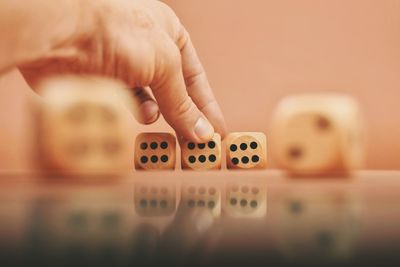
1,170,400,267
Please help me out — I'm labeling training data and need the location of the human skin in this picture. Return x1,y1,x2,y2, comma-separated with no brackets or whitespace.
0,0,227,142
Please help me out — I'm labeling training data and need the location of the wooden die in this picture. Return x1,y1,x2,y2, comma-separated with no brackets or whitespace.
224,183,267,218
134,183,176,217
180,134,221,170
226,132,267,169
180,183,221,218
35,75,134,175
270,94,365,175
134,133,176,170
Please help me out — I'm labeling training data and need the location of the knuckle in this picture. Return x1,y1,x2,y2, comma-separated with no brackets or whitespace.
120,43,156,86
176,26,189,50
184,67,205,89
174,96,197,122
154,1,184,44
159,42,182,71
199,99,218,113
151,42,181,86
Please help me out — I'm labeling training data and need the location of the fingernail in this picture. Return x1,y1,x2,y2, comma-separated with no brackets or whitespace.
194,117,214,141
140,101,159,124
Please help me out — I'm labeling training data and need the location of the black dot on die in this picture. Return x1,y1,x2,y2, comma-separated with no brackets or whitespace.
150,200,157,207
150,142,158,149
208,141,216,149
199,155,206,163
240,143,248,151
288,146,303,160
230,144,237,152
250,142,258,149
230,198,237,206
198,143,206,149
160,141,168,149
140,142,148,150
139,199,147,208
188,156,196,163
188,200,195,207
250,200,258,208
240,199,248,207
160,200,167,209
140,156,148,164
151,155,158,163
232,158,239,165
316,116,331,131
208,201,215,209
160,155,168,163
252,155,260,163
187,142,195,150
241,156,249,164
209,154,217,162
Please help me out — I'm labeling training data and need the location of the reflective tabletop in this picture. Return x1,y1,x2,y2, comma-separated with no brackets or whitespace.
1,170,400,267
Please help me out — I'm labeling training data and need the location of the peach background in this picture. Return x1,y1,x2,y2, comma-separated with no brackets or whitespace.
1,0,400,170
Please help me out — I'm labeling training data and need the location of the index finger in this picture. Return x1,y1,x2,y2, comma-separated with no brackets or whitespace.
177,27,228,137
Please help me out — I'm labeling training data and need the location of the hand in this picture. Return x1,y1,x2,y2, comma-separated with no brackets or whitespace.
19,0,227,142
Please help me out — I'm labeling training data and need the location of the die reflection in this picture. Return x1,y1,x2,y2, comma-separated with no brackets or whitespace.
22,178,270,266
224,182,267,218
132,180,268,220
27,190,136,266
273,189,361,263
132,179,268,265
132,181,224,265
133,182,176,217
180,182,222,218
